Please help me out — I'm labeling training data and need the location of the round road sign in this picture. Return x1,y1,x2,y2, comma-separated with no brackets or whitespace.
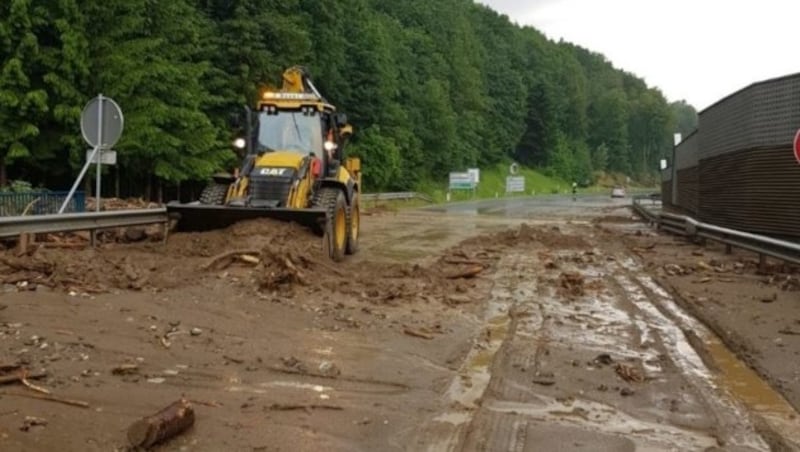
794,128,800,165
80,95,124,149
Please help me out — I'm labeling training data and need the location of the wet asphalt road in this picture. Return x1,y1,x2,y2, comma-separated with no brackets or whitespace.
422,194,638,218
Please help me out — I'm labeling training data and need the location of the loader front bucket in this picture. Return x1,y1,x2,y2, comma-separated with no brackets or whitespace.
166,202,326,234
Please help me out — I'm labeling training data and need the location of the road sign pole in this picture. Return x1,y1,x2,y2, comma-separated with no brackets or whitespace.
60,94,123,215
58,148,99,214
793,129,800,165
96,94,104,213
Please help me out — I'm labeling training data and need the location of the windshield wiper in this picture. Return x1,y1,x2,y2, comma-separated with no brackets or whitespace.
292,113,302,142
255,143,276,154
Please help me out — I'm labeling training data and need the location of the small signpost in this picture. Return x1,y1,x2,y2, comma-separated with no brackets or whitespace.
794,129,800,165
59,94,124,214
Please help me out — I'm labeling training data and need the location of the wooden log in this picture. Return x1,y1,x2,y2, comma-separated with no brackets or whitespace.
127,398,195,449
14,233,33,257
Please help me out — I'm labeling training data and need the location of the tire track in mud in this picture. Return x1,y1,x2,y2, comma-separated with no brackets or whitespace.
416,238,775,451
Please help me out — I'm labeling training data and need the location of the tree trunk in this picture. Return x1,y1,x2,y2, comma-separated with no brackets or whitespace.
115,165,120,198
145,175,152,202
0,155,6,187
157,179,163,204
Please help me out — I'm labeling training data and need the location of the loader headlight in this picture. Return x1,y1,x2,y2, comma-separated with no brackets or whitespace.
324,141,337,152
233,138,246,149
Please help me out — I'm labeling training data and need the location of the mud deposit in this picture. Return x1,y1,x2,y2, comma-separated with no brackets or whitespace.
0,206,797,451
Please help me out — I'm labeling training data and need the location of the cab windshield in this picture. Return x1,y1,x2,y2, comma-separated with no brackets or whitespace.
256,111,322,155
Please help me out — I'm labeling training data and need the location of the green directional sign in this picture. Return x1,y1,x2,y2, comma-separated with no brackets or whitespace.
449,172,476,190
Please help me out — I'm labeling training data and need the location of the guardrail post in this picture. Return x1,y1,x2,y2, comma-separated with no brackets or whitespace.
161,220,169,244
758,254,767,273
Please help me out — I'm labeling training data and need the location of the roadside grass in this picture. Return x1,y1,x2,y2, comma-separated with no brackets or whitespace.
368,163,658,210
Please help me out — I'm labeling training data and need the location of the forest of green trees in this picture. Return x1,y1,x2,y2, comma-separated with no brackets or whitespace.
0,0,697,199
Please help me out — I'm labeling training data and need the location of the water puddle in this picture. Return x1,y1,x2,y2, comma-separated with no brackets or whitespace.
486,398,718,450
226,380,333,396
634,271,800,447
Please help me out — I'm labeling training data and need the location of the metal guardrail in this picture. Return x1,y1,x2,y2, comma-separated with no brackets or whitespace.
632,195,800,267
361,192,433,203
0,208,168,240
0,191,430,241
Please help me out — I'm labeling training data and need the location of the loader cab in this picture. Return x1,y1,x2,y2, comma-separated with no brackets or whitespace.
255,107,323,156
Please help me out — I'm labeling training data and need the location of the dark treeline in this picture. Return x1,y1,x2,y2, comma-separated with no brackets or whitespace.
1,0,697,198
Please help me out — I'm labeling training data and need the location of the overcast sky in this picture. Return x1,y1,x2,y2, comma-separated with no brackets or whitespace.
478,0,799,111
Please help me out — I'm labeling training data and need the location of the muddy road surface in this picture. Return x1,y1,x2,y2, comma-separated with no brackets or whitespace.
0,194,798,451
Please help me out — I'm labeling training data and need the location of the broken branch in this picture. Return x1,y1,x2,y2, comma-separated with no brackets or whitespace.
443,259,487,267
0,370,47,385
20,370,50,394
1,389,89,408
445,265,484,280
266,403,342,411
201,249,261,271
403,327,434,340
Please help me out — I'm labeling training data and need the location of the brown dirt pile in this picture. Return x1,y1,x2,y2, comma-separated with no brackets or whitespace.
1,222,590,308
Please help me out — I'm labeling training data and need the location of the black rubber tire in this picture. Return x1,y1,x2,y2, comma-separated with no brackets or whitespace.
345,192,359,255
199,183,228,205
318,187,347,262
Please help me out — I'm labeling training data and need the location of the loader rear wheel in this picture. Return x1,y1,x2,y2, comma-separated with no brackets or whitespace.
319,188,347,262
199,183,228,205
346,192,360,255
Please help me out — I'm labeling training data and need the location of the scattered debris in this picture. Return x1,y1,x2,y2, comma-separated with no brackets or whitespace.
127,398,195,449
696,261,713,272
318,361,341,378
593,353,614,366
0,369,47,386
188,399,221,408
559,272,585,297
620,387,635,397
190,327,203,336
20,416,47,431
760,293,778,303
445,265,484,280
1,389,89,408
778,328,800,336
223,355,244,364
266,403,342,412
19,370,50,394
532,372,556,386
279,356,308,373
403,327,434,340
615,363,644,383
663,264,690,276
111,364,139,375
202,249,261,271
